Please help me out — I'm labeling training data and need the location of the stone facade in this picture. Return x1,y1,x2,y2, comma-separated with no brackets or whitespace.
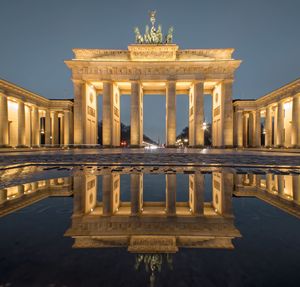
0,79,73,147
65,44,241,147
233,78,300,148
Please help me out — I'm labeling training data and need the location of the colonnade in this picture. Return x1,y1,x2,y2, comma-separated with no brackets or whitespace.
235,173,300,205
0,177,73,216
73,171,233,217
0,79,73,148
234,79,300,148
73,79,234,148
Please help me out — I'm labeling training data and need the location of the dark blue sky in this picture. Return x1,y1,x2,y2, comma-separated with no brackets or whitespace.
1,0,299,142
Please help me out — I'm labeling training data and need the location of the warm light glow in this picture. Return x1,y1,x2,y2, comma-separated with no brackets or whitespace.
7,100,18,111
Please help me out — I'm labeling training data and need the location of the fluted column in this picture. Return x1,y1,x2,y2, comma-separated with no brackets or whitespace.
52,112,59,145
222,172,233,216
0,189,7,204
73,80,85,145
102,81,113,146
0,93,9,147
236,110,243,147
102,175,113,216
221,80,233,147
45,109,51,145
130,173,143,215
293,175,300,204
63,110,70,146
31,106,40,147
18,185,25,197
166,174,176,215
265,106,272,147
255,110,261,147
166,81,176,147
248,112,255,147
277,175,285,197
266,173,273,192
193,81,204,147
130,82,143,146
291,95,300,147
276,102,284,147
189,173,204,215
17,100,26,147
243,113,248,147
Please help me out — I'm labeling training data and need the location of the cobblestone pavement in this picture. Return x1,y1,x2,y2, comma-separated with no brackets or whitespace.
0,148,300,168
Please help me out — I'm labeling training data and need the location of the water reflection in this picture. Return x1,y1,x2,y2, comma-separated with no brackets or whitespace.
0,168,300,285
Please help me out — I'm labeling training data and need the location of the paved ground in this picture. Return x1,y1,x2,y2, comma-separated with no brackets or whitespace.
0,148,300,168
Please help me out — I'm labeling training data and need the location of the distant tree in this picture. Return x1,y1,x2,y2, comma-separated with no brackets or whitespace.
97,121,157,146
176,125,212,146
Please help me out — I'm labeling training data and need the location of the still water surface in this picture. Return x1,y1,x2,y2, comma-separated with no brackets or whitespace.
0,167,300,287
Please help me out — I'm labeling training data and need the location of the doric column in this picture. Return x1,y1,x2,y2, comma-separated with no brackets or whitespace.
277,175,284,197
236,110,243,148
130,81,143,146
130,173,143,215
166,81,176,147
52,112,59,145
102,175,113,216
276,102,284,147
102,81,113,146
243,113,248,147
256,174,262,189
0,92,9,147
73,80,85,145
31,106,40,147
189,173,204,215
265,106,272,147
193,81,204,147
45,109,51,145
64,110,71,146
293,175,300,204
266,173,273,192
0,189,7,204
248,112,255,147
221,80,233,147
255,110,261,147
291,94,300,147
18,185,25,196
17,100,26,147
166,174,176,216
31,182,38,192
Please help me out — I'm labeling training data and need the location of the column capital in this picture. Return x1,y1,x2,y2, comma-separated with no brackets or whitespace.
166,79,176,83
192,80,205,84
222,79,234,84
0,90,7,97
293,93,300,99
71,79,85,85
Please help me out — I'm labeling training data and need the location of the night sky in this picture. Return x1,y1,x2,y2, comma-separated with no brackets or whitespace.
1,0,299,142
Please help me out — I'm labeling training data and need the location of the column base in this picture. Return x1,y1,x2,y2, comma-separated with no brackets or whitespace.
189,145,205,148
212,145,233,149
16,145,28,148
130,144,143,148
0,144,11,148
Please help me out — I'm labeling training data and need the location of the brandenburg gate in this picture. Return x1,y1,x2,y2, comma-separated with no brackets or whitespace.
65,12,241,147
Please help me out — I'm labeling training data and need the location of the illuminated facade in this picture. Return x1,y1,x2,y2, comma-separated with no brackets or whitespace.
1,10,299,149
233,78,300,148
0,79,73,148
65,45,241,147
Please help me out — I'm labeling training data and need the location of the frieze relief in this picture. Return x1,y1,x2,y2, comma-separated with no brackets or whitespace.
72,64,238,78
71,220,235,233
